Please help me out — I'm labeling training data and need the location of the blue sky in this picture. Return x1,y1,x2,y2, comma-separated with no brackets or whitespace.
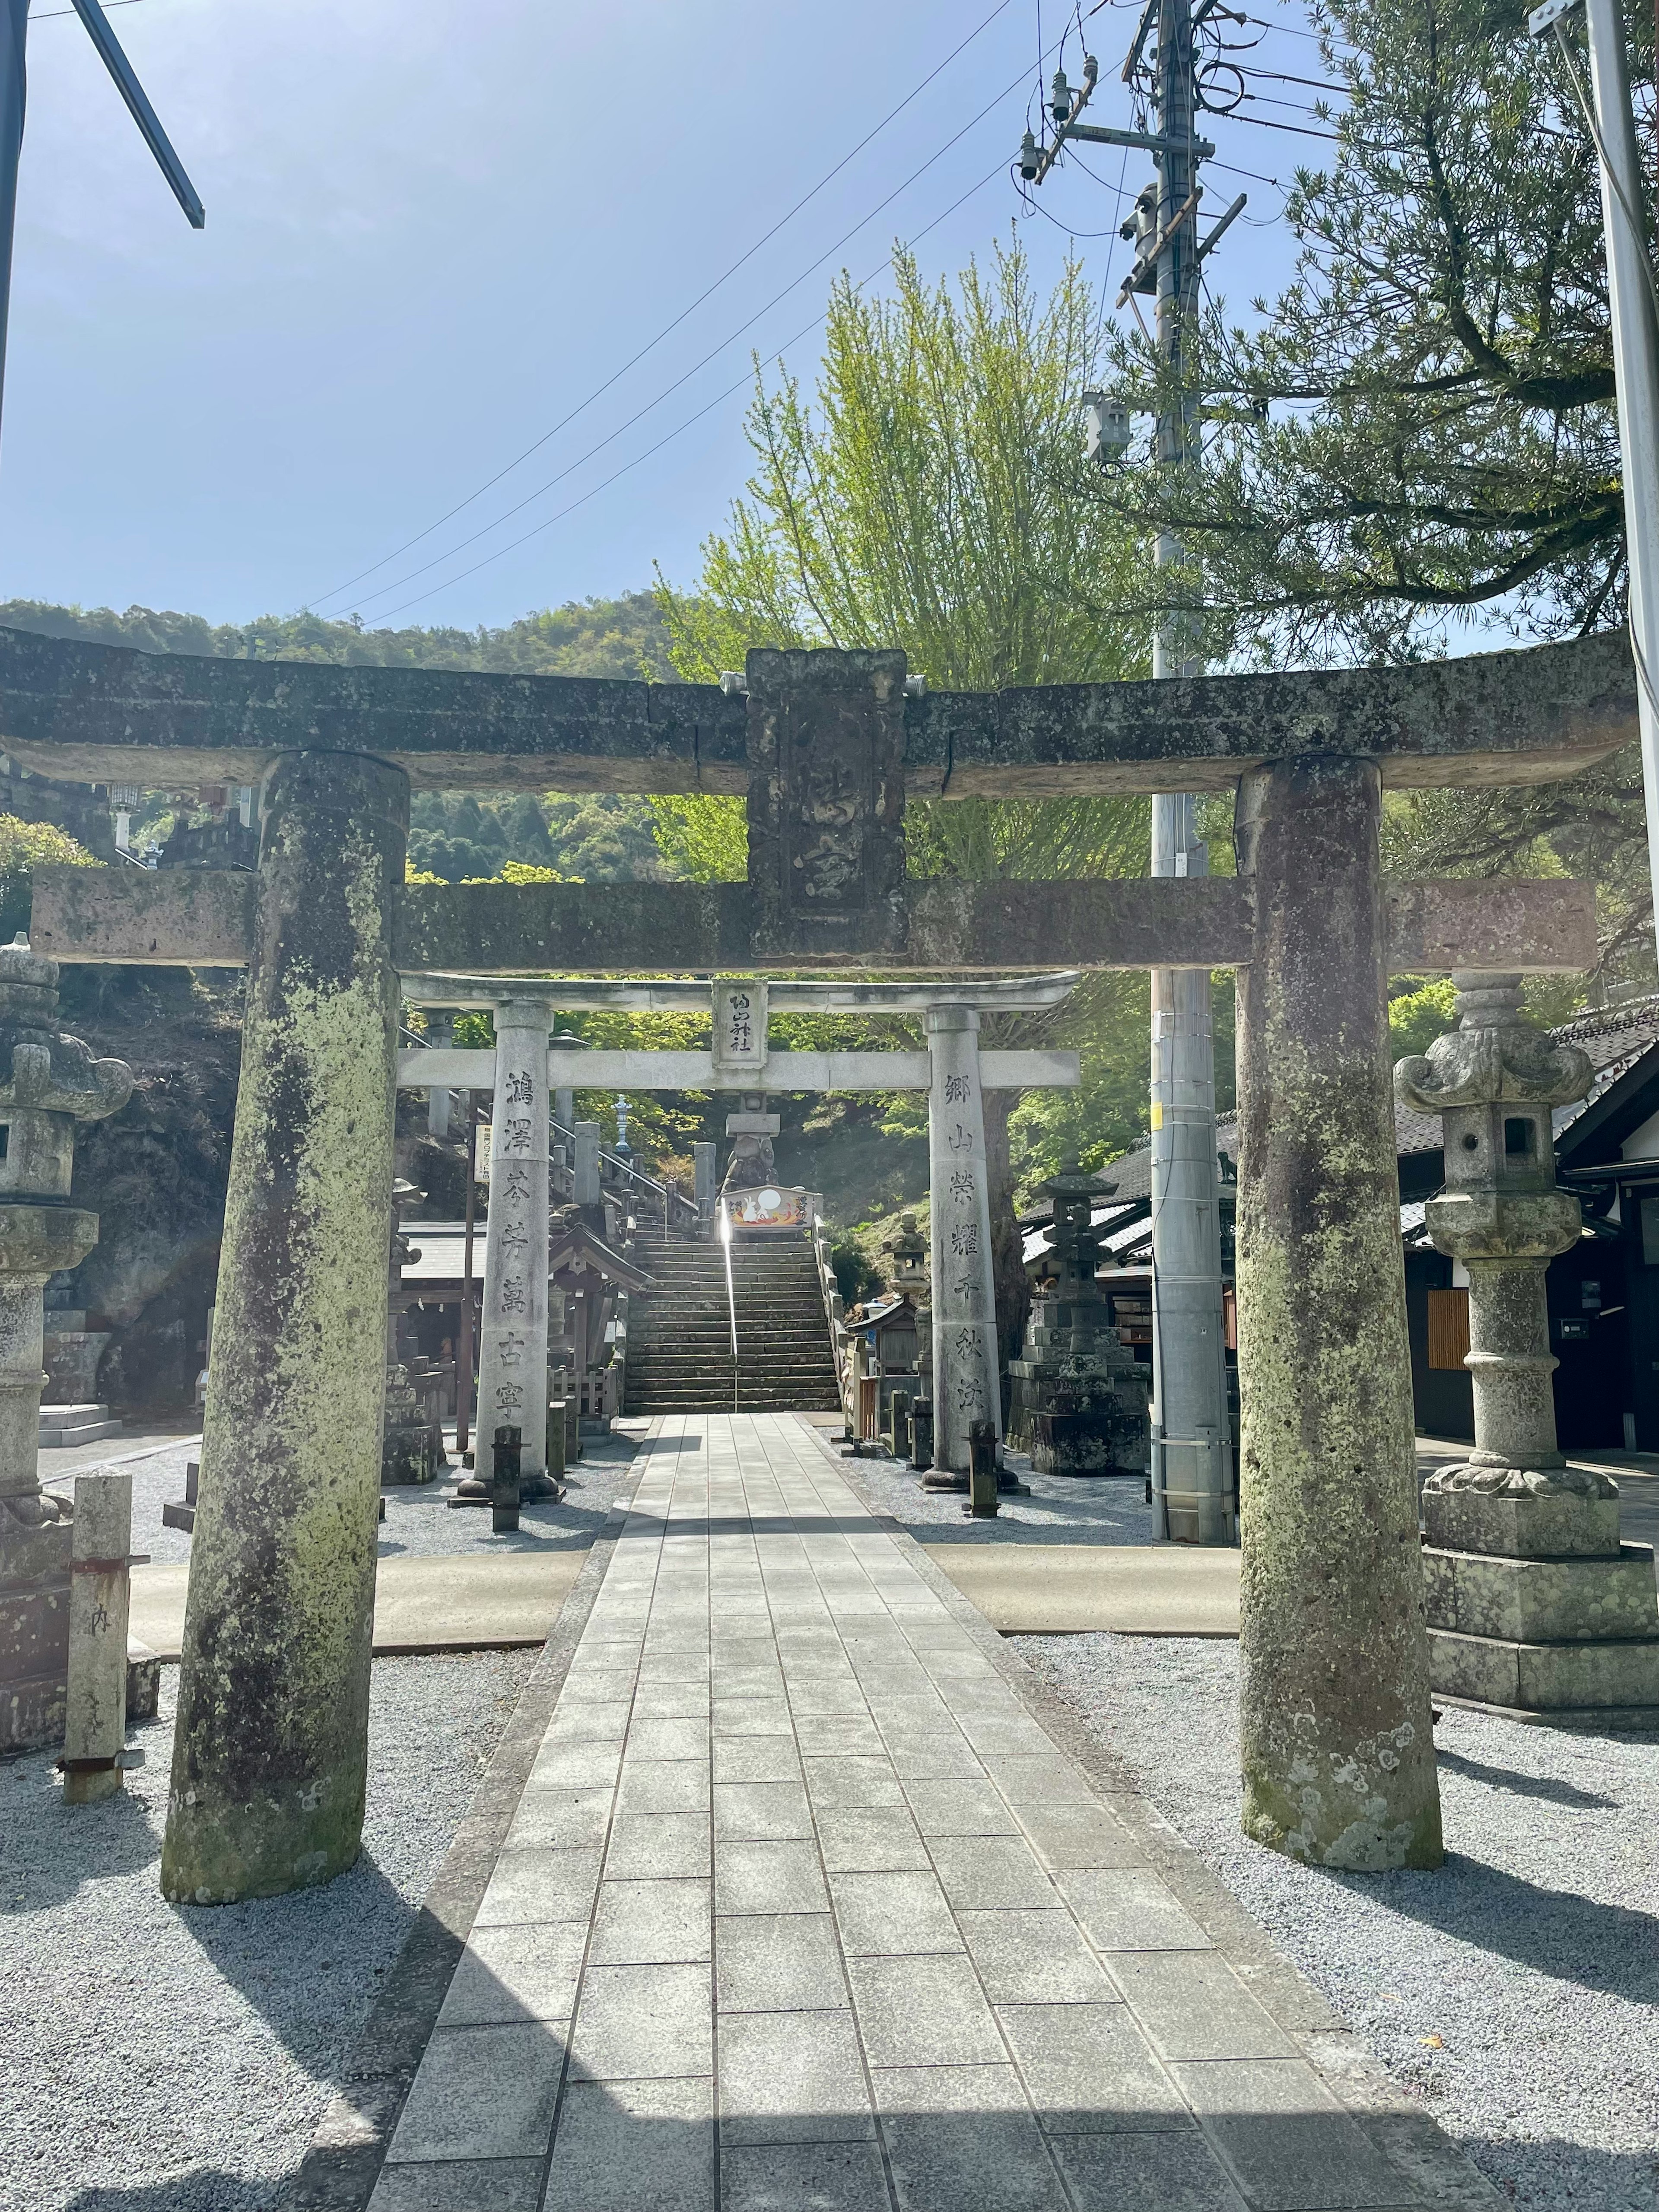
1,0,1323,629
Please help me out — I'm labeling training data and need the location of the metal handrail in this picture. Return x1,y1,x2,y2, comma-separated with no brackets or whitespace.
718,1201,739,1410
550,1113,698,1234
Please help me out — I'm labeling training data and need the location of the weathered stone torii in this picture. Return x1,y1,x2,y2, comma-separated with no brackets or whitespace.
4,626,1625,1899
397,969,1084,1478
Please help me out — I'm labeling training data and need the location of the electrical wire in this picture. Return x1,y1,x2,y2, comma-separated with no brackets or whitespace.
363,161,1009,625
338,60,1049,618
306,0,1021,611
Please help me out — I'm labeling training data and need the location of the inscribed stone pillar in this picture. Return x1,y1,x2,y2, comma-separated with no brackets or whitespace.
426,1010,453,1138
474,995,553,1491
1233,754,1442,1871
161,750,407,1904
573,1121,600,1209
927,1006,1001,1475
693,1142,716,1223
63,1470,132,1804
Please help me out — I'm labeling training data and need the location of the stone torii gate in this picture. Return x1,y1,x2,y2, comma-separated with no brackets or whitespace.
397,969,1084,1478
4,627,1623,1901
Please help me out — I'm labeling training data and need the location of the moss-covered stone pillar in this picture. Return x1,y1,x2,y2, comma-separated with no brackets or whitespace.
1233,755,1442,1871
161,750,407,1905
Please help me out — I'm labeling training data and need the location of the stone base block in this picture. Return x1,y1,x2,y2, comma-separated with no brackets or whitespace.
1429,1625,1659,1711
1423,1486,1621,1561
38,1402,123,1449
1424,1543,1659,1643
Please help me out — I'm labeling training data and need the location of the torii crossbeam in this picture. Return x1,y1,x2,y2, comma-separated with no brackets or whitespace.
1,624,1627,1904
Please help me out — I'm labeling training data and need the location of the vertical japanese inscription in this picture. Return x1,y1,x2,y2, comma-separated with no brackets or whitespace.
744,648,909,959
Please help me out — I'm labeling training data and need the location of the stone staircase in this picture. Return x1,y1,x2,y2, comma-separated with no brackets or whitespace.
624,1233,841,1414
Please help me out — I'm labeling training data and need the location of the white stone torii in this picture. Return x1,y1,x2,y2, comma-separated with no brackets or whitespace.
397,971,1081,1476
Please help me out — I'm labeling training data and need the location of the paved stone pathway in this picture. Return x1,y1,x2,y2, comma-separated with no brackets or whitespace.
368,1414,1435,2212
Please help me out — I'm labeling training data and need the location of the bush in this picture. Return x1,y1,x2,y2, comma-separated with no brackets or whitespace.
0,816,101,943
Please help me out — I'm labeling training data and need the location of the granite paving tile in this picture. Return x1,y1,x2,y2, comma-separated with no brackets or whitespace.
588,1877,712,1966
436,1920,587,2026
872,2063,1068,2212
829,1869,963,1958
602,1810,713,1881
365,2158,547,2212
1056,1869,1215,1955
720,2141,893,2210
1108,1951,1302,2061
1170,2058,1423,2209
928,1834,1060,1912
542,2076,715,2212
715,1910,850,2012
717,2009,876,2146
569,1960,713,2080
617,1759,711,1815
385,2023,565,2164
995,2002,1189,2131
472,1845,603,1928
954,1908,1118,2005
715,1838,832,1916
845,1953,1004,2068
815,1803,932,1874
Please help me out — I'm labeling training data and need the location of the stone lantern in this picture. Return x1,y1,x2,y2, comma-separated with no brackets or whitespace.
1395,973,1659,1713
0,936,133,1753
1007,1159,1150,1477
890,1212,929,1297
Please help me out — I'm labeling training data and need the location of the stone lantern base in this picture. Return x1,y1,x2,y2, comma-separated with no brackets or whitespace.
1423,1468,1659,1717
1007,1300,1150,1479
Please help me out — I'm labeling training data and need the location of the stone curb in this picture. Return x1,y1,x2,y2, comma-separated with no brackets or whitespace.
806,1420,1507,2212
275,1463,643,2212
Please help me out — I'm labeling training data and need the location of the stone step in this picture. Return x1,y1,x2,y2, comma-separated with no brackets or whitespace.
38,1402,124,1448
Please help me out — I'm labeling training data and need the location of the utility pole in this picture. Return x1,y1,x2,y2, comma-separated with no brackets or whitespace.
0,0,201,448
1020,0,1238,1545
1531,0,1659,957
1145,0,1231,1547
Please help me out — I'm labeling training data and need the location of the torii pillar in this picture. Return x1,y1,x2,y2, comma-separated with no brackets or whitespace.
162,752,406,1904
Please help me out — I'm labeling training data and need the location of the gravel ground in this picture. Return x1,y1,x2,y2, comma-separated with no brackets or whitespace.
0,1648,537,2212
1022,1633,1659,2212
842,1446,1156,1545
103,1429,642,1569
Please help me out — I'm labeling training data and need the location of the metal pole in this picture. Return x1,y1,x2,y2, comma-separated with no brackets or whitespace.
456,1100,477,1456
1580,0,1659,949
1148,0,1232,1545
0,0,27,447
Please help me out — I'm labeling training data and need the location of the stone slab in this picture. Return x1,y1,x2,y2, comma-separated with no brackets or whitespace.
1423,1542,1659,1642
1429,1625,1659,1711
127,1551,587,1662
1422,1485,1623,1560
922,1543,1240,1636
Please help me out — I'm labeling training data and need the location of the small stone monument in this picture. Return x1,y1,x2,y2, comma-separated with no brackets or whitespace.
1396,974,1659,1714
0,936,132,1754
382,1180,443,1487
1007,1160,1150,1478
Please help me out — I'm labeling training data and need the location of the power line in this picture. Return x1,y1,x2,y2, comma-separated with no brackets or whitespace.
338,61,1048,620
364,162,1009,625
307,0,1020,611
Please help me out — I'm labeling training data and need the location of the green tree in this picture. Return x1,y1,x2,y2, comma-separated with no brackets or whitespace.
0,816,100,942
654,237,1159,1364
1094,0,1654,987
